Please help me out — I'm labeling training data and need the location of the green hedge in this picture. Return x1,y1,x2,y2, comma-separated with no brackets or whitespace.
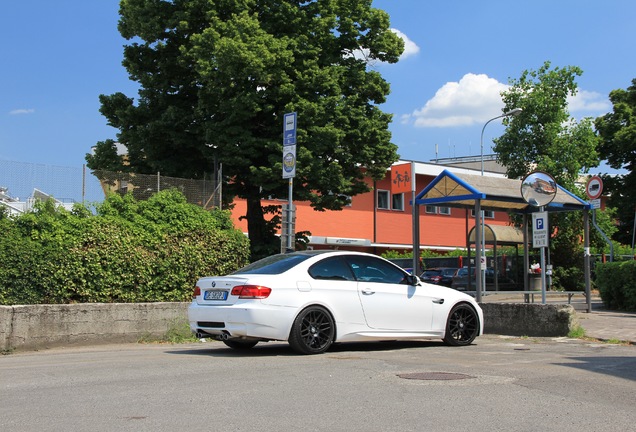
595,260,636,311
0,190,250,305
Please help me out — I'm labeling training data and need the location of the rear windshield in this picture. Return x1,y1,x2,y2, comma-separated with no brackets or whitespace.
232,253,314,275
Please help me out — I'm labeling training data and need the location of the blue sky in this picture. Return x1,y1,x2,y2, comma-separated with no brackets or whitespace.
1,0,634,172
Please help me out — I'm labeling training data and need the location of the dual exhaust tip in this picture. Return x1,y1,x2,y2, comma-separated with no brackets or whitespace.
196,331,230,341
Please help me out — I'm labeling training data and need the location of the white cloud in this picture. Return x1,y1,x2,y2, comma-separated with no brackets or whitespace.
390,28,420,60
567,90,610,113
407,73,509,128
349,28,420,64
9,108,35,115
403,74,611,128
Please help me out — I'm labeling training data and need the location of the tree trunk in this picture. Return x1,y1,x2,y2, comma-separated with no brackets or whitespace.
245,195,274,261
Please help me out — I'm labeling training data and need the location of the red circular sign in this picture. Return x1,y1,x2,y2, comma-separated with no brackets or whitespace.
586,176,603,199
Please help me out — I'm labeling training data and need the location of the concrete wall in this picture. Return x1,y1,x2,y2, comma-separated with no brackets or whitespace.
0,302,578,352
0,303,189,351
481,303,578,337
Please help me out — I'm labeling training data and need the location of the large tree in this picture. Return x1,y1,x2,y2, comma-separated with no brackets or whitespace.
493,61,602,290
494,61,599,186
88,0,403,259
594,79,636,245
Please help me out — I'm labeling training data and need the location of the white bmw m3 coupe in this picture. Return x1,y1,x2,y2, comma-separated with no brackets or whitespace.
189,250,483,354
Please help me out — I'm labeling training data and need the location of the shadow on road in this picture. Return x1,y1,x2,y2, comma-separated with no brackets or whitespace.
165,339,446,357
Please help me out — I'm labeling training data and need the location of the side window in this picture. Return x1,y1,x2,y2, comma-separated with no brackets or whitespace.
392,193,404,211
471,209,495,219
346,255,408,285
308,257,355,281
377,190,389,210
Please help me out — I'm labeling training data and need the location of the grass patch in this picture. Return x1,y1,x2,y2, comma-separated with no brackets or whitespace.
567,326,632,345
138,318,199,344
568,326,586,339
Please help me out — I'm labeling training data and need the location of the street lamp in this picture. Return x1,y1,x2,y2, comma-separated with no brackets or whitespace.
480,108,523,175
477,107,522,300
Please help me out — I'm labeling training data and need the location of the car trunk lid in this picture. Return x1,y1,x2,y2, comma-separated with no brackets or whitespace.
195,276,249,305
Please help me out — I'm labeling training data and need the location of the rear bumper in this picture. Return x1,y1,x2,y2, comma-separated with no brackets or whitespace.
188,302,296,341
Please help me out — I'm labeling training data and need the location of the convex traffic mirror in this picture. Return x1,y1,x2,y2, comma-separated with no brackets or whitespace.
521,171,557,207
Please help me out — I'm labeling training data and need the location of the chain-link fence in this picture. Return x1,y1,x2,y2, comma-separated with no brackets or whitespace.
0,159,103,203
91,169,222,209
0,159,222,209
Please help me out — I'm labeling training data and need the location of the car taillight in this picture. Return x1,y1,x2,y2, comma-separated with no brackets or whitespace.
231,285,272,299
192,286,201,298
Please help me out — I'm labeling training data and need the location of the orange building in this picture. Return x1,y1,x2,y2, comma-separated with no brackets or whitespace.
230,159,513,255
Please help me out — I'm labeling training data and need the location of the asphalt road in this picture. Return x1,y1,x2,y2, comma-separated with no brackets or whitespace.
1,335,635,432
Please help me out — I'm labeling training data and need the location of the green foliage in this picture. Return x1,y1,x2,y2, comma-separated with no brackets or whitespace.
381,249,465,260
595,78,636,245
92,0,403,260
567,326,586,339
552,262,585,292
494,61,603,292
0,191,249,305
595,260,636,311
380,250,413,259
588,207,619,253
85,139,126,172
495,61,600,186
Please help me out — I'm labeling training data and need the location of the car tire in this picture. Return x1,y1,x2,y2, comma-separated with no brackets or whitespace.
443,303,479,346
223,339,259,350
288,306,335,355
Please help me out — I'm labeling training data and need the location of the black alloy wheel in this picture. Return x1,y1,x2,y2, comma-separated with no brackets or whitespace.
288,306,335,354
443,303,479,346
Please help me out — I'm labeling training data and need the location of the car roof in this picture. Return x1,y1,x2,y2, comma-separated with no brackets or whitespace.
284,250,378,258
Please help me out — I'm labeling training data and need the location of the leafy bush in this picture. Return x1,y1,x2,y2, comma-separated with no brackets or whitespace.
0,190,250,305
595,260,636,311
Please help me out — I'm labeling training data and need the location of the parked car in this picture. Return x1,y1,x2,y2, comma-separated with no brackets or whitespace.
387,257,424,275
420,267,458,287
189,251,483,354
451,267,517,291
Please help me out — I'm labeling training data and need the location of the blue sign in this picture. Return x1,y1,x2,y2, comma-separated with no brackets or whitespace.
283,112,297,145
532,212,548,248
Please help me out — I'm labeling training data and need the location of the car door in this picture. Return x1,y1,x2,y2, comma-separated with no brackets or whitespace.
347,255,434,331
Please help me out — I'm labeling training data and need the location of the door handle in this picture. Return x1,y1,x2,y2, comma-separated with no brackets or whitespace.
361,289,375,295
432,298,444,304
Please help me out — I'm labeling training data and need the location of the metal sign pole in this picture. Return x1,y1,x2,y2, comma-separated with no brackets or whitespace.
411,162,419,276
521,171,557,305
475,200,483,303
282,112,297,253
287,178,293,251
540,206,547,304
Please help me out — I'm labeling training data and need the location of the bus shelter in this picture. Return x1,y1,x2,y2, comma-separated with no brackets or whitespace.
465,224,524,292
412,169,592,311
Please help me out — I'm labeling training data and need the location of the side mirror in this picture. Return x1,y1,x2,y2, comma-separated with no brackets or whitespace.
406,274,421,286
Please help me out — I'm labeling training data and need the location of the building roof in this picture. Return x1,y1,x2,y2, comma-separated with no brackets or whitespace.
414,169,590,214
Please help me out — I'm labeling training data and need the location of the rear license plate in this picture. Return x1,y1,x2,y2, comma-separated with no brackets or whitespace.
204,290,228,301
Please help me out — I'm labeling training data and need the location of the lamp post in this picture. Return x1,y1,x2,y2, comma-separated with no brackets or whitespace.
480,108,523,175
206,143,222,209
477,107,522,299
